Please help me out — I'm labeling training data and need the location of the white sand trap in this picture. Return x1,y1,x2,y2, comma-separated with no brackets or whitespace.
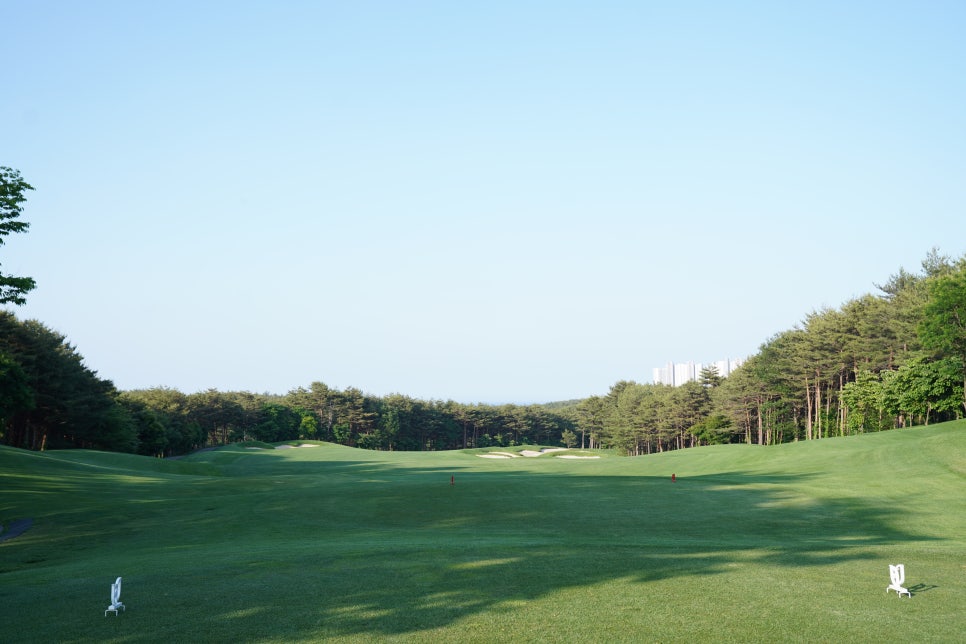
521,448,572,457
478,448,587,459
298,444,319,447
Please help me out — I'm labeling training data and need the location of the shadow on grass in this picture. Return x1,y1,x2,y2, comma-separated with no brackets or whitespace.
0,447,944,642
163,467,937,640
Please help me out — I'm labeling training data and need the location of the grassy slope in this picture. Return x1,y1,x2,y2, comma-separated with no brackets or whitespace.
1,424,965,643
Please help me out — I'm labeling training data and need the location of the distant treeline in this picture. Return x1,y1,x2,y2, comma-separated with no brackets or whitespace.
121,386,581,456
2,250,964,456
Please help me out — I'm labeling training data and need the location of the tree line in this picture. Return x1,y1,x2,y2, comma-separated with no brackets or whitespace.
4,250,962,458
0,330,582,455
2,165,965,456
118,385,580,456
578,249,966,454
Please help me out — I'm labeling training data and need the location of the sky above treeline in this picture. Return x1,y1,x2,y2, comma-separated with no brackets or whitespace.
4,2,965,403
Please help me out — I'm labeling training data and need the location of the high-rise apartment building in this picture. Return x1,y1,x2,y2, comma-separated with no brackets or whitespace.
652,357,745,386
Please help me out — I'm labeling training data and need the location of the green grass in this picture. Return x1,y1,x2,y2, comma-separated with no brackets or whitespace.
2,423,966,643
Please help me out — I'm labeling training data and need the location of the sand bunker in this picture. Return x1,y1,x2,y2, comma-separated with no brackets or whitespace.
477,448,596,459
520,448,569,457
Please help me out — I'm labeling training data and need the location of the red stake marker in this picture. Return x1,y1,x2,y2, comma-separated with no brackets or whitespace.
671,473,676,483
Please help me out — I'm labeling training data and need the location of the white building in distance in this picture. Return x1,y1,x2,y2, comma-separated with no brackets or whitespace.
652,357,745,387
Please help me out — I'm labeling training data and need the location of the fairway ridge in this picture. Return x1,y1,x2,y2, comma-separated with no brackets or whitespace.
1,422,965,642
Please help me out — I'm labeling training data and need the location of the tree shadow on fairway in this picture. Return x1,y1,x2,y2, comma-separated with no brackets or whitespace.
7,448,946,642
185,468,939,640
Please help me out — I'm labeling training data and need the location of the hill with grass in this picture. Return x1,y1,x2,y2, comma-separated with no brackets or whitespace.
2,422,965,642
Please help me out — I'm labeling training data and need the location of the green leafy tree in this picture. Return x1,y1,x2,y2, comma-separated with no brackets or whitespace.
0,167,36,305
882,357,962,425
254,402,301,442
840,370,887,433
560,428,577,448
186,389,245,445
117,397,170,457
574,396,605,449
671,381,712,447
689,414,732,444
296,410,320,440
603,382,644,454
121,387,202,456
379,394,418,450
339,387,379,446
0,352,34,426
919,266,966,414
0,312,135,451
876,266,928,363
699,364,721,388
739,342,802,444
285,382,335,441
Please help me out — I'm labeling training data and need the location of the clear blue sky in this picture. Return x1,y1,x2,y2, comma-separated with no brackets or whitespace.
4,1,965,403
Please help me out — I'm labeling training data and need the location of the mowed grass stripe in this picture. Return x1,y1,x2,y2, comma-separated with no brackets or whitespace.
2,422,965,642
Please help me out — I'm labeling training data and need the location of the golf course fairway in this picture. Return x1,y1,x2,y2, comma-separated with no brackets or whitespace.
2,421,965,643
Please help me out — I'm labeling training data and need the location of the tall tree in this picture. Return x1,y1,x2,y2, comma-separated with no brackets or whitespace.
0,352,34,427
671,381,712,447
918,264,966,414
840,369,887,433
699,364,721,388
881,357,962,425
574,396,605,449
0,313,135,451
0,167,36,305
120,387,203,455
254,402,302,442
186,389,245,445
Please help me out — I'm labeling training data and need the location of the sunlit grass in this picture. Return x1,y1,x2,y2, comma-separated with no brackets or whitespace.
2,422,965,642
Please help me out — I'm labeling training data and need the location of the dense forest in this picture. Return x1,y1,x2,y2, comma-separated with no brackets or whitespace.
2,166,965,456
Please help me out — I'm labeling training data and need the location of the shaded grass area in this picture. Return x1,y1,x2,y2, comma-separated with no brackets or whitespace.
2,423,965,642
